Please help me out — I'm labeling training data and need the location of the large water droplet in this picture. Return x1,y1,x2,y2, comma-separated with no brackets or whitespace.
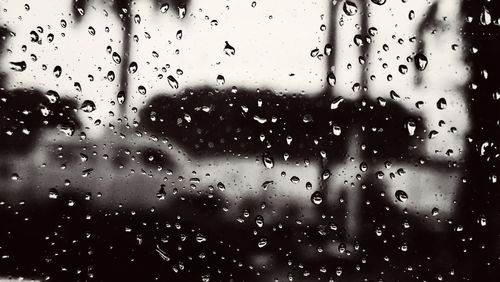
217,182,225,191
480,6,491,25
45,90,60,103
128,62,138,74
80,100,96,113
262,152,274,169
414,53,428,71
53,65,62,78
343,1,358,16
223,41,235,56
117,91,125,104
327,72,336,86
112,52,121,64
395,190,408,202
311,191,323,205
437,97,447,110
371,0,386,5
167,75,179,89
138,85,147,95
9,61,26,72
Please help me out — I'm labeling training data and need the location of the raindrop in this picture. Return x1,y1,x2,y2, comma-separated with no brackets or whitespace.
74,82,82,92
134,14,141,24
395,190,408,202
310,48,320,57
217,182,226,191
60,19,67,28
406,119,416,136
9,61,26,72
117,91,125,104
217,74,225,86
480,6,491,25
88,26,95,36
224,41,236,56
343,1,358,16
290,176,300,184
371,0,386,5
178,6,186,19
138,85,147,95
112,52,121,64
53,65,62,78
80,100,96,113
107,70,115,81
45,90,60,103
128,62,138,74
30,31,39,42
255,215,264,228
176,30,183,40
332,125,342,136
327,72,336,86
311,191,323,205
167,75,179,89
431,207,439,216
331,96,344,109
398,64,408,74
257,237,268,248
160,3,169,13
414,53,428,71
262,152,274,169
49,188,59,199
437,97,447,110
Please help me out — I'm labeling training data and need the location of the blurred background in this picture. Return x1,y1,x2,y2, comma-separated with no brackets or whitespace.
0,0,497,280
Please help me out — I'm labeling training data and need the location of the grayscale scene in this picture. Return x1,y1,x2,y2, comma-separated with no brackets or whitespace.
0,0,497,281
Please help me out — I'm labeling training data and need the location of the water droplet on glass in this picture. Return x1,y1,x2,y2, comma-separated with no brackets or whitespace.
255,215,264,228
138,85,147,95
112,52,121,64
88,26,95,36
406,119,416,136
216,74,225,85
480,6,491,25
262,152,274,169
371,0,386,5
258,237,268,248
332,125,342,136
305,181,312,190
134,14,141,24
310,48,320,57
80,100,96,113
176,30,182,40
437,97,447,110
327,72,336,86
290,176,300,184
178,6,186,19
167,75,179,89
343,1,358,16
53,65,62,78
311,191,323,205
128,62,138,74
160,3,169,13
49,188,59,199
398,64,408,74
45,90,60,103
217,182,226,191
431,207,439,216
9,61,26,72
107,70,115,81
224,41,236,56
117,91,125,104
414,53,428,71
331,96,344,109
395,190,408,202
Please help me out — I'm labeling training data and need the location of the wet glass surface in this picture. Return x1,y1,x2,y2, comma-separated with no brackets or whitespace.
0,0,498,281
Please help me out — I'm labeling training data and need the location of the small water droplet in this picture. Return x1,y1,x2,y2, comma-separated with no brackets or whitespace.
406,119,416,136
255,215,264,228
117,91,125,104
398,64,408,74
176,30,182,40
290,176,300,184
45,90,60,103
480,6,491,25
217,182,225,191
178,6,186,19
257,237,267,248
134,14,141,24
